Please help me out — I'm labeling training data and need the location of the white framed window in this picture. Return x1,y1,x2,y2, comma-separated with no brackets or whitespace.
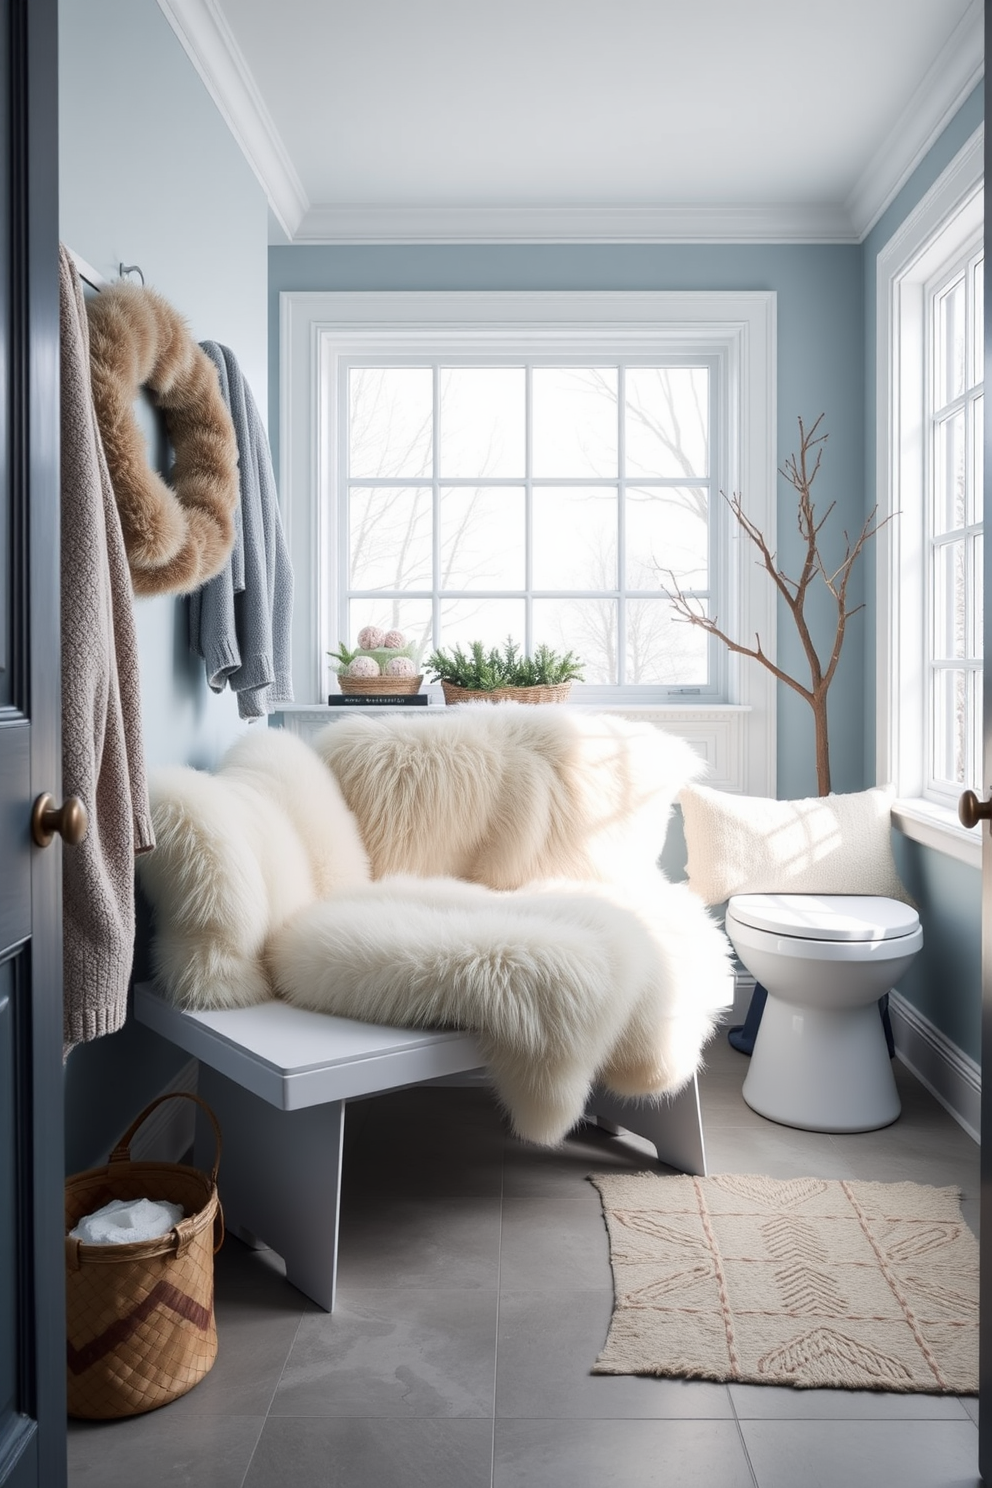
876,126,984,866
340,357,721,696
926,243,984,805
281,291,777,794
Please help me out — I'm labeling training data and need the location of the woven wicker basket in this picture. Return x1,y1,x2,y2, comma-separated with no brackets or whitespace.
439,681,573,706
336,673,424,696
64,1092,224,1420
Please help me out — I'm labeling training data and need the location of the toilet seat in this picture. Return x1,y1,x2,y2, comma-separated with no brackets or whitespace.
727,893,920,943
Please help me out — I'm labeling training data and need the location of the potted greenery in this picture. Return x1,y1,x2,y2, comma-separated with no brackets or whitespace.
425,638,584,705
327,626,423,697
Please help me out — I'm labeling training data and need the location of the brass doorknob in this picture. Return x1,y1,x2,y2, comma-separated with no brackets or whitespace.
958,790,992,829
31,793,88,848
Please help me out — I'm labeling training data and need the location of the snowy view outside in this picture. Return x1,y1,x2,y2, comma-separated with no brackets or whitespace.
344,363,713,687
929,249,983,795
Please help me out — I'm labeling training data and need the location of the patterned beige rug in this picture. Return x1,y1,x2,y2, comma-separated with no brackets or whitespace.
589,1173,978,1392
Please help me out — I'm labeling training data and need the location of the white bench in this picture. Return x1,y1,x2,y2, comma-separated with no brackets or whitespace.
134,983,708,1311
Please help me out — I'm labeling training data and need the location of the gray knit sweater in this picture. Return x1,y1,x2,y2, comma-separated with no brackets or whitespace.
59,245,155,1055
190,343,293,717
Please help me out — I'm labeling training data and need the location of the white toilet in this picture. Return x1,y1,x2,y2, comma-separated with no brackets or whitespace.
724,893,923,1133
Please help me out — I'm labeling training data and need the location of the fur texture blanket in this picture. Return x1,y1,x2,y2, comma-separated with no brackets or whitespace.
140,714,732,1145
312,704,699,887
87,283,239,595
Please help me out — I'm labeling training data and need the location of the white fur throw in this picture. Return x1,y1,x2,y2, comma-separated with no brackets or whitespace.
312,704,702,886
140,718,731,1145
139,729,371,1010
268,874,729,1146
679,783,910,906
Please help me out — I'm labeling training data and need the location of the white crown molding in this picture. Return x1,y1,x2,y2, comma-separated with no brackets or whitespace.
156,0,309,239
158,0,979,249
846,0,984,242
291,202,858,247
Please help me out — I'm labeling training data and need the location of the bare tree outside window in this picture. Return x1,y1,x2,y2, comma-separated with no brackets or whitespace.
665,415,886,796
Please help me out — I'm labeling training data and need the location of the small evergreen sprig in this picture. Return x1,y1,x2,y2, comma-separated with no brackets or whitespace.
424,638,584,690
328,643,359,670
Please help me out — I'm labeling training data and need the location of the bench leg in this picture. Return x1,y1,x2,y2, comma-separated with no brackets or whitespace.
586,1075,707,1176
196,1067,344,1312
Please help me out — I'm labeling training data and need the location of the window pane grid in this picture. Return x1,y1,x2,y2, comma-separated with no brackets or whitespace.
342,359,718,691
925,242,984,801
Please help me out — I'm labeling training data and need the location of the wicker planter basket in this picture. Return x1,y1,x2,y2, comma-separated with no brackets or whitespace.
64,1092,224,1420
440,680,573,706
336,673,424,696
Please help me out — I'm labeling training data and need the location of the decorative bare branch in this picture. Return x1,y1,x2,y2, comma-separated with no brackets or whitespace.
663,414,891,794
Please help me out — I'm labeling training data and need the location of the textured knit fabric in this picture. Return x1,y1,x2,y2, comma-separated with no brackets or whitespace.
678,783,910,906
190,343,293,717
59,245,155,1056
590,1173,978,1392
188,348,242,693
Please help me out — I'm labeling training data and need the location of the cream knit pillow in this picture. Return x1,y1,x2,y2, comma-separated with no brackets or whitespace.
678,783,910,906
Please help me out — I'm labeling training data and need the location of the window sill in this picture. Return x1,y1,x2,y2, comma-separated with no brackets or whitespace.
276,698,750,714
891,797,981,870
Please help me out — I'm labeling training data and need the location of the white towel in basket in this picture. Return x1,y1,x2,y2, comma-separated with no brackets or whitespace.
69,1197,184,1245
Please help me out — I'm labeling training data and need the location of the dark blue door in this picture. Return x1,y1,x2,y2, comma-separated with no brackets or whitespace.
0,2,65,1485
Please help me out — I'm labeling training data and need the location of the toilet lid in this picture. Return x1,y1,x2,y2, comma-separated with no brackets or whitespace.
727,893,920,942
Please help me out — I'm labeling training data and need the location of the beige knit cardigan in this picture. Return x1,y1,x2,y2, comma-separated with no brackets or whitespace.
59,245,155,1055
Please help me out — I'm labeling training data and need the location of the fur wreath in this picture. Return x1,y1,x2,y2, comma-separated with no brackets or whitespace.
86,283,238,595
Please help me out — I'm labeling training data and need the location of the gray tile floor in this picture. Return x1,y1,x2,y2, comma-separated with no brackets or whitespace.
67,993,982,1487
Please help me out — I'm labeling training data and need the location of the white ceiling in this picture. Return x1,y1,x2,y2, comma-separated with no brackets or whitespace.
159,0,983,244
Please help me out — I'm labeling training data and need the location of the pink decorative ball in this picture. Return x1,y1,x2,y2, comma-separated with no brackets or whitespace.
347,655,381,678
383,629,407,649
357,625,385,650
384,655,416,678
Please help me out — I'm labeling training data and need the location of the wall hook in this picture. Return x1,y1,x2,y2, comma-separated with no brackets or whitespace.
119,262,145,285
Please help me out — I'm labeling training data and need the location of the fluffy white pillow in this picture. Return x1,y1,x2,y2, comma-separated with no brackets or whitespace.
314,705,702,887
678,783,910,906
139,729,371,1010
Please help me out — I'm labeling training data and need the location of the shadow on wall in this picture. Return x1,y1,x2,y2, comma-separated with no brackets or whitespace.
891,831,981,1064
62,886,191,1175
660,805,688,883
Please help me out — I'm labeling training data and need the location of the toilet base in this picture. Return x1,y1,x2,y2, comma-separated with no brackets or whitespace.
742,995,901,1133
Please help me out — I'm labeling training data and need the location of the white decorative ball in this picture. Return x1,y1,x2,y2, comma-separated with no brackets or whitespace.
383,629,407,649
347,655,381,678
357,625,385,650
384,655,416,678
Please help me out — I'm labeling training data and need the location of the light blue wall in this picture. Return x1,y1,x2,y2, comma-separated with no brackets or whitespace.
269,85,986,1068
59,0,271,1170
269,243,866,801
60,0,270,775
54,0,983,1155
861,84,984,1066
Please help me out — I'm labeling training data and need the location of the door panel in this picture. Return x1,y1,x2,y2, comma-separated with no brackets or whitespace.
0,971,19,1447
0,1,65,1485
0,0,8,719
981,15,991,1478
0,728,29,948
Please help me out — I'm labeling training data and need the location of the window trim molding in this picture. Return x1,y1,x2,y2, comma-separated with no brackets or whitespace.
875,125,983,866
280,289,777,795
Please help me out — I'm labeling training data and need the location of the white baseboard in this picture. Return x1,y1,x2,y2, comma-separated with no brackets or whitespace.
888,992,980,1144
128,1058,199,1162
